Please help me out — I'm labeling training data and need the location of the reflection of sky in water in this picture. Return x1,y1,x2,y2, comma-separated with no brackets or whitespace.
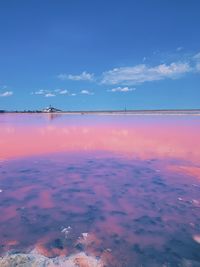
0,114,200,266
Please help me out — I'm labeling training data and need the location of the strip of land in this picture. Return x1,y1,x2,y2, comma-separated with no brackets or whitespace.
1,109,200,115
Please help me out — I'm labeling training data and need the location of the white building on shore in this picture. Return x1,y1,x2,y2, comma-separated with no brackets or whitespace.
42,105,62,113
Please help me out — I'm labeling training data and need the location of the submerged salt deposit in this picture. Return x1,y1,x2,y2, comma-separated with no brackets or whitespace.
0,251,104,267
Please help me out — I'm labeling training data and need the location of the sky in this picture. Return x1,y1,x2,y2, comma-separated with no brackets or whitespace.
0,0,200,111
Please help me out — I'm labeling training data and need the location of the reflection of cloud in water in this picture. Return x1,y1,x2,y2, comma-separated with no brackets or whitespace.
0,115,200,163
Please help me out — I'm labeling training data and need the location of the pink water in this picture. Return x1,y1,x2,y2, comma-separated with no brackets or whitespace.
0,114,200,266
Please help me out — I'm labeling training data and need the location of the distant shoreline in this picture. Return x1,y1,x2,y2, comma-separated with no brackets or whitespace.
1,109,200,115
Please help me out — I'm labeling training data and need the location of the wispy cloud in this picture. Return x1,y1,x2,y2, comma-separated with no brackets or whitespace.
102,62,191,85
33,51,200,97
80,90,94,95
33,88,94,96
193,52,200,72
193,52,200,60
101,51,200,86
196,63,200,72
0,91,13,97
58,89,68,95
33,89,46,95
1,85,8,90
54,89,69,95
45,93,55,97
32,88,69,97
57,71,94,81
109,86,136,92
176,46,184,52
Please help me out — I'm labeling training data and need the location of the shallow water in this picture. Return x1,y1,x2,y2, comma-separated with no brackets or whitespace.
0,114,200,266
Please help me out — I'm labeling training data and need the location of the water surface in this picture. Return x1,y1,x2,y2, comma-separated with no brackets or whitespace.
0,114,200,266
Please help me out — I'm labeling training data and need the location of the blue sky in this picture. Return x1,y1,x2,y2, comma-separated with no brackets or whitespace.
0,0,200,110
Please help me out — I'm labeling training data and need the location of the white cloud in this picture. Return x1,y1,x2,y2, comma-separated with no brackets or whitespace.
193,53,200,72
33,89,45,95
0,91,13,97
80,90,94,95
32,88,93,97
57,71,94,81
55,51,200,89
109,86,136,92
57,74,68,80
54,89,69,95
193,53,200,60
102,62,191,85
196,63,200,72
32,89,69,97
45,93,55,97
58,89,68,95
176,47,183,52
